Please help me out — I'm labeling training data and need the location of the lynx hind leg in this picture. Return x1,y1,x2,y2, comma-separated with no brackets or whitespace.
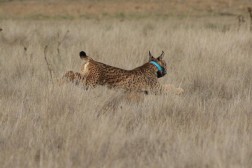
58,71,83,86
163,84,184,95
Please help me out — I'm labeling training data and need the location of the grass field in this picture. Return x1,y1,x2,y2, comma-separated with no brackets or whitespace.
0,0,251,19
1,1,252,168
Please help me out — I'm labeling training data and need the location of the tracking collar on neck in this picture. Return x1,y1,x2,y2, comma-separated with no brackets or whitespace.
150,61,167,78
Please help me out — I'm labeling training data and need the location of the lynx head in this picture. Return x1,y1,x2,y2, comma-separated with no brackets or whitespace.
149,51,167,78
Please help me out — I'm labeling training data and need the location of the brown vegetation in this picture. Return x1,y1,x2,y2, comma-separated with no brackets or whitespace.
248,7,252,31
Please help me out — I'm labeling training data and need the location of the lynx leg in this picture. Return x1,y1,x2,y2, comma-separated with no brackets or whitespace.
58,71,74,86
85,74,99,89
59,71,85,86
63,71,76,82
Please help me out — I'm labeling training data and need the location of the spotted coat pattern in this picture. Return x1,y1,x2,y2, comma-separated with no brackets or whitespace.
61,51,183,95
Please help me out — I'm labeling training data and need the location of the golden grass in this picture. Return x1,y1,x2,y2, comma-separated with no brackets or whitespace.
0,18,252,167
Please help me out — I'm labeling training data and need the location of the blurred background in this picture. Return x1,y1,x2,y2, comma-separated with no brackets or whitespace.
0,0,251,20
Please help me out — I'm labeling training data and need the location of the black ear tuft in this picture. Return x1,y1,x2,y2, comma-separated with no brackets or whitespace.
157,51,165,60
149,51,154,61
79,51,87,58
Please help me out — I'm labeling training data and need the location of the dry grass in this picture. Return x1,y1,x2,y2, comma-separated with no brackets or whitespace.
0,0,251,19
0,17,252,168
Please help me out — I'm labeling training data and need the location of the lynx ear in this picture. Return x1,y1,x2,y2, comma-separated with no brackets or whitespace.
157,51,164,60
149,51,154,61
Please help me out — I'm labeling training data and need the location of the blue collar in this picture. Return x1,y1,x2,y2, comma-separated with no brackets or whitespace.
150,61,167,78
150,61,163,72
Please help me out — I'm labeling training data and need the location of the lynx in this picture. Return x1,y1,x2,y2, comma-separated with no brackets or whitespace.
61,51,183,95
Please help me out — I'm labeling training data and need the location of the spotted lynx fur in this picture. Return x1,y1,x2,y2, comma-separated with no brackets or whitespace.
61,51,183,95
